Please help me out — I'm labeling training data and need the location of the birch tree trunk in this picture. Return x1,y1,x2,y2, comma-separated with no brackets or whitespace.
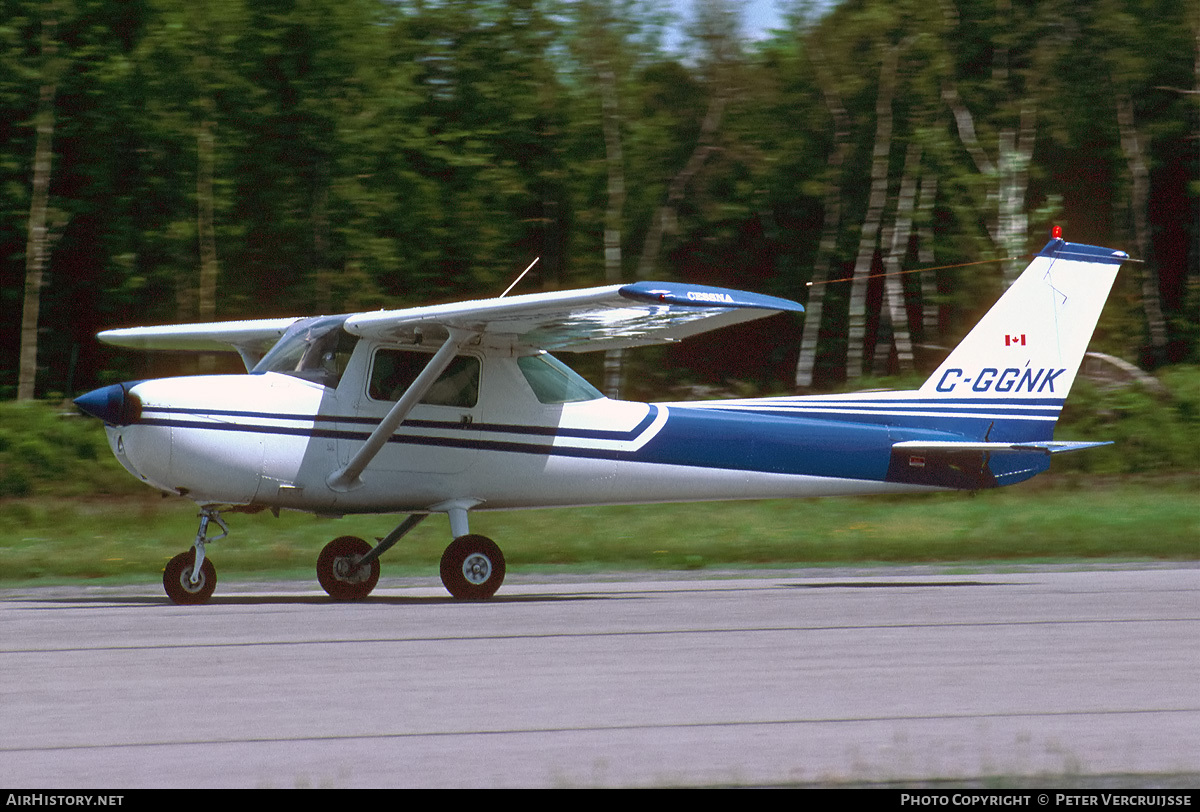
1115,92,1168,351
599,59,627,397
941,85,1035,286
17,15,61,401
939,0,1037,286
916,171,939,341
635,91,726,280
874,141,921,374
197,118,218,317
795,41,849,390
846,42,902,381
637,0,735,280
195,116,219,372
599,0,736,397
996,103,1035,285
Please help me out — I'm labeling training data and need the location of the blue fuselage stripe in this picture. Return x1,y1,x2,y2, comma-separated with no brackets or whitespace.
139,405,660,443
131,403,976,482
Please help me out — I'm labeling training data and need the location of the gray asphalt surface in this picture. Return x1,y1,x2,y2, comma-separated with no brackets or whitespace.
1,565,1197,788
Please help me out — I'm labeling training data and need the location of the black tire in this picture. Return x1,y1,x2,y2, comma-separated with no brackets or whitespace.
163,550,217,605
440,534,505,600
317,535,380,601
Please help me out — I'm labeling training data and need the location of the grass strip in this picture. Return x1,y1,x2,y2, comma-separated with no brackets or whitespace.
1,475,1195,584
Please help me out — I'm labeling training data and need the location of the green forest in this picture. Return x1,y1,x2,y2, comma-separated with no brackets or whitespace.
3,0,1199,401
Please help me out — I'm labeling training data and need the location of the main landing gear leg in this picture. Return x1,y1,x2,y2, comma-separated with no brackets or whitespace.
163,507,228,605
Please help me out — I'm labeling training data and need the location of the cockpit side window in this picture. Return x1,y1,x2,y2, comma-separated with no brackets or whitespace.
369,349,480,408
252,316,359,390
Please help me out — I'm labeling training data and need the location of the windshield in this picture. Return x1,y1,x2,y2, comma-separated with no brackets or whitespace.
252,315,359,389
518,353,603,404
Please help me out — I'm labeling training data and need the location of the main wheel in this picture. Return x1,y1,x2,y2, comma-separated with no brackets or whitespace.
163,550,217,605
317,535,380,600
440,534,505,600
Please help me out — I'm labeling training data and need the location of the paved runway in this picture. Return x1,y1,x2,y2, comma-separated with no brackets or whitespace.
1,565,1197,788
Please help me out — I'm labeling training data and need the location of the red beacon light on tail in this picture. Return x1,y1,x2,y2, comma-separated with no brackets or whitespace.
1052,225,1063,240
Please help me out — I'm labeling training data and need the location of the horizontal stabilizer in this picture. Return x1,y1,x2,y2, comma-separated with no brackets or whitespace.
887,437,1111,490
892,440,1113,455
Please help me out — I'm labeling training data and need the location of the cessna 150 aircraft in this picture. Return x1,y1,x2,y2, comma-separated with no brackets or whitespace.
74,232,1126,604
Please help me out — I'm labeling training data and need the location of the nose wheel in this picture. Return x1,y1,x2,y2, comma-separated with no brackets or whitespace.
163,549,217,605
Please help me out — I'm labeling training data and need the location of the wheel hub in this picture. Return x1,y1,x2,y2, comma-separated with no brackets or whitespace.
178,566,206,594
333,555,369,584
462,553,492,585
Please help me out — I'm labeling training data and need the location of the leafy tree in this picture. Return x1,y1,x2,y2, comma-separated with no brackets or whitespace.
1,0,1197,401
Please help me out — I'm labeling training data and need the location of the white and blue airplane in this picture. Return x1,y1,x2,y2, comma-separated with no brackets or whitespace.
74,233,1127,604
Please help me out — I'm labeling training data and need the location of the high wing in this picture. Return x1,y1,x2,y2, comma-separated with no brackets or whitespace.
96,281,803,365
343,281,804,352
98,318,301,370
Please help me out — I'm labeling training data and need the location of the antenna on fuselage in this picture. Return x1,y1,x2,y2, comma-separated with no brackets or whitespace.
499,257,540,298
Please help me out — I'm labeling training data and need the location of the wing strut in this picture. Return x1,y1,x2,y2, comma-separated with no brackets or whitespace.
327,328,475,492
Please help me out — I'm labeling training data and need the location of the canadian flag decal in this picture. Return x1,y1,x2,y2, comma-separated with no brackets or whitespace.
1005,334,1026,346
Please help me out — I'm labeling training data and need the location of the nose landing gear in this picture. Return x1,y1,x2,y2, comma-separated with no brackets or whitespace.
163,507,227,605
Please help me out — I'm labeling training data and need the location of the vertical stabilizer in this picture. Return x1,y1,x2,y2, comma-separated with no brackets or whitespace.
917,236,1125,440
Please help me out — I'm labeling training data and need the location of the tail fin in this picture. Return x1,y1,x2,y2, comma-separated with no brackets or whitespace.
916,235,1126,442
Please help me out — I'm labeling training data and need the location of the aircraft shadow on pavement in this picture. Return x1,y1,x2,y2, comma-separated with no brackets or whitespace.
6,591,629,608
785,580,1004,589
